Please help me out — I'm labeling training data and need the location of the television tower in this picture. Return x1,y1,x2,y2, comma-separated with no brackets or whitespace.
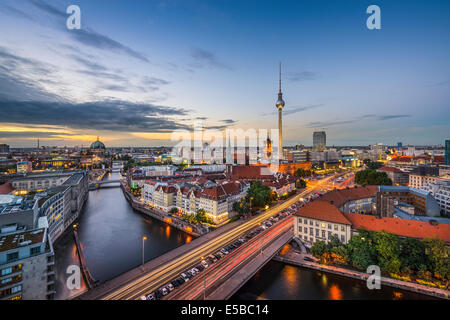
275,62,285,160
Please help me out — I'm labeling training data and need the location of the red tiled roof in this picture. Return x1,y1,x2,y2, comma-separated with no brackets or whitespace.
378,166,403,173
294,201,352,225
342,212,450,242
391,156,412,162
0,182,13,194
320,186,378,208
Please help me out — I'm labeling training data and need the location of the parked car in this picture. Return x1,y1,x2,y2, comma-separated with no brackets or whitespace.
303,256,314,262
221,248,229,255
154,290,163,300
140,295,147,300
181,273,189,281
167,283,174,291
161,287,168,296
146,293,155,300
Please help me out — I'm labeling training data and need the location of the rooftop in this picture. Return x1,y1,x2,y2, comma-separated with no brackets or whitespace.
342,212,450,242
294,200,352,225
0,228,45,252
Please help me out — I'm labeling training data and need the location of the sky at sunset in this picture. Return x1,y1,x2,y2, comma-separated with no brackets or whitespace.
0,0,449,148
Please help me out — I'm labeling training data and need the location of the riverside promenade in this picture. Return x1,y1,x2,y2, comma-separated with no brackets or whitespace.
274,245,449,300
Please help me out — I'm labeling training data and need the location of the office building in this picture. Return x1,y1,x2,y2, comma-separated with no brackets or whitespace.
313,131,326,152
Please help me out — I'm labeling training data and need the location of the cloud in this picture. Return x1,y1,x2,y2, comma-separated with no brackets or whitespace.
306,114,411,128
190,48,232,70
262,104,323,116
286,71,316,82
377,114,410,121
27,0,149,63
69,29,149,63
0,100,192,133
221,119,237,124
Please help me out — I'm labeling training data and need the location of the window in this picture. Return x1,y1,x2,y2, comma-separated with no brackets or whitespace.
11,285,22,294
341,226,345,232
341,235,345,243
321,222,326,228
30,246,41,256
298,226,302,233
303,219,307,224
322,230,325,238
315,221,319,227
309,228,313,235
1,267,12,276
328,224,331,229
304,227,308,234
6,252,19,263
334,225,338,231
315,229,319,237
328,231,332,239
309,220,313,226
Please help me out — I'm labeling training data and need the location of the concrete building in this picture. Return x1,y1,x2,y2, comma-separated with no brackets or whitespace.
409,166,441,188
377,166,409,186
294,201,352,245
420,178,450,217
313,131,326,152
0,228,55,300
0,144,9,154
11,171,79,193
446,140,450,165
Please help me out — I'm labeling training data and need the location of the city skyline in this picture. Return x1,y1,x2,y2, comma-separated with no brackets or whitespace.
0,0,449,148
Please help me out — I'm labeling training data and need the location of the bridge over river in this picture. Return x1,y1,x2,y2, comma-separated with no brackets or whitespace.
77,189,304,300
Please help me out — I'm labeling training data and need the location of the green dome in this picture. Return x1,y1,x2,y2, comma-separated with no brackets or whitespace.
90,137,106,150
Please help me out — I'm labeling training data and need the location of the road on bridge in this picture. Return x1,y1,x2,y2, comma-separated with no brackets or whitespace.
166,216,294,300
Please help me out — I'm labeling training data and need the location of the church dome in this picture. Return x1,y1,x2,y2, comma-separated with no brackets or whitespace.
90,137,106,150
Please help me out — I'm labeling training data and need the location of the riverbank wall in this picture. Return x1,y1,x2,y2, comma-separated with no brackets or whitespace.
120,184,202,238
274,248,449,300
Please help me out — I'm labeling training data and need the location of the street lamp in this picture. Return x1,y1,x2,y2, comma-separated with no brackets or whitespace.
201,256,206,300
142,236,148,269
249,197,254,219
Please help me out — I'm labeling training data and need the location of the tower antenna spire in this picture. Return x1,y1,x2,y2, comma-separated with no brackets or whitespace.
279,61,282,94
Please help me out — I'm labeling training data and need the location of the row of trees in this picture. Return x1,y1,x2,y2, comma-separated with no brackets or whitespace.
233,181,278,215
363,159,384,170
294,168,314,178
355,169,392,186
182,208,214,225
311,230,450,284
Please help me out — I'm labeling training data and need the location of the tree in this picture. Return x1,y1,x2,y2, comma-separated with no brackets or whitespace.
355,169,392,186
347,230,378,270
169,207,178,215
399,238,427,273
246,181,274,209
294,168,313,178
311,241,328,261
373,231,402,274
423,237,450,281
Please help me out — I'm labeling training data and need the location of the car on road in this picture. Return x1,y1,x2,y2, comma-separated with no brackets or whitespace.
140,295,147,300
146,293,155,300
171,280,180,288
201,260,209,268
208,254,218,262
196,264,204,271
167,283,174,292
154,290,162,300
161,287,168,296
181,273,189,281
221,248,229,255
214,253,222,260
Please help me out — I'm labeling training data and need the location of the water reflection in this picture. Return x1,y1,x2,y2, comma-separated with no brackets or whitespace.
232,261,437,300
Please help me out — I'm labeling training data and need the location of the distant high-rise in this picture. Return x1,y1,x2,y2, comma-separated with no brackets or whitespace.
0,143,9,153
275,62,285,160
446,140,450,165
313,131,326,152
